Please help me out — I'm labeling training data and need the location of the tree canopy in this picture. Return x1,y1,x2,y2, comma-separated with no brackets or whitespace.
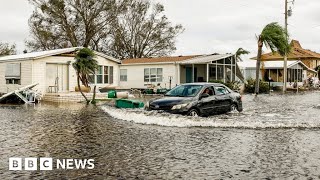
73,48,98,88
259,22,290,56
26,0,183,59
106,0,184,59
73,48,99,104
0,42,16,56
235,48,250,62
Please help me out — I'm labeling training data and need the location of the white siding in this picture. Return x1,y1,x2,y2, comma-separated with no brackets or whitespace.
0,54,119,94
119,64,178,89
0,60,32,93
33,55,119,93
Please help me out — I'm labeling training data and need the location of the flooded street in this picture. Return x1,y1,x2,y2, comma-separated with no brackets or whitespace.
0,92,320,179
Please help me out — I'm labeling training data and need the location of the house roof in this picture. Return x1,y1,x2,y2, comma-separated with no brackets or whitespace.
0,47,121,63
121,55,200,64
121,54,236,65
262,60,300,69
179,54,234,64
239,60,317,73
262,60,317,73
252,40,320,60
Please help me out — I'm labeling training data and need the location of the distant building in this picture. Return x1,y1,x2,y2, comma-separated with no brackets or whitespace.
119,54,245,89
248,40,319,87
257,40,320,76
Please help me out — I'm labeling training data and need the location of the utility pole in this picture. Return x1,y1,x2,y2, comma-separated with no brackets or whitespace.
283,0,288,93
283,0,294,93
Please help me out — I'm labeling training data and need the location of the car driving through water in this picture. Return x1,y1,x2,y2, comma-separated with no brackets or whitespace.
145,83,243,117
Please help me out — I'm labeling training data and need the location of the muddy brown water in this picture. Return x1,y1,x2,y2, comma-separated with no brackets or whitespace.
0,92,320,179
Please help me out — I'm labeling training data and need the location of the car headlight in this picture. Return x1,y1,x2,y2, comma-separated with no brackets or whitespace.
171,103,189,110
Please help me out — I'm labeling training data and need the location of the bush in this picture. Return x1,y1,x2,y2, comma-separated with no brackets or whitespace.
244,78,269,93
209,80,241,91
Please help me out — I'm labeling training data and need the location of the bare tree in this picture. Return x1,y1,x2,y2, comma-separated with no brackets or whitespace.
106,0,184,59
0,42,16,56
26,0,127,51
26,0,183,59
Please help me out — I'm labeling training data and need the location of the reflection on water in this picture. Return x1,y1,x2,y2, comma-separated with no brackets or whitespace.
0,92,319,179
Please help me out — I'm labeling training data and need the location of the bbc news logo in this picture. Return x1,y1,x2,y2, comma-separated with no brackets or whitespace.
9,158,94,170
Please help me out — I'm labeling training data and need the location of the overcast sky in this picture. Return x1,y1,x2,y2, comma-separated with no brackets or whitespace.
0,0,320,60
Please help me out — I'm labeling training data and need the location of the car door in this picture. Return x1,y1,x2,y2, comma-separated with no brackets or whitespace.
214,86,232,112
198,86,217,115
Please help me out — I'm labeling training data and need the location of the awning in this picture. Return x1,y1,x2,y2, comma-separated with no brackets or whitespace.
178,54,234,64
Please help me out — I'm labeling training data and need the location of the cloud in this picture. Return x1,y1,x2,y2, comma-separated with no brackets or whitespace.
1,0,320,57
161,0,320,59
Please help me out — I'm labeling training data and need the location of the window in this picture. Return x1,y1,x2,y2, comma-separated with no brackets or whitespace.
6,79,21,85
202,86,215,96
120,69,127,81
165,84,203,97
97,66,103,84
215,86,229,95
5,63,21,85
144,68,163,82
89,65,113,84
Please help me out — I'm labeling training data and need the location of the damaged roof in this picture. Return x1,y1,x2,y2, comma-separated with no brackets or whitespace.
252,40,320,60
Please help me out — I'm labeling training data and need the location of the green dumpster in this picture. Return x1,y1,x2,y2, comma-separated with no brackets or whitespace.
156,88,168,94
108,90,117,98
145,89,153,94
115,99,144,108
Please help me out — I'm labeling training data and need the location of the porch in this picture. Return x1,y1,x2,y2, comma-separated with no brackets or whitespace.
261,61,318,87
177,54,244,84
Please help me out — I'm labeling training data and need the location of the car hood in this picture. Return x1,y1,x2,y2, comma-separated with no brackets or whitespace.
149,96,193,106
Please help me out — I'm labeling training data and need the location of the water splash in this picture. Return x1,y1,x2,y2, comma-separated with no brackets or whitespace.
100,93,320,129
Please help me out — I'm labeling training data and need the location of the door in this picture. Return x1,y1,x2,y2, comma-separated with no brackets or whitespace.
214,86,232,111
198,86,217,115
46,64,69,92
186,67,198,83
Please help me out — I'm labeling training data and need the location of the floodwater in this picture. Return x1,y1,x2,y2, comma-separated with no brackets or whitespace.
0,92,319,179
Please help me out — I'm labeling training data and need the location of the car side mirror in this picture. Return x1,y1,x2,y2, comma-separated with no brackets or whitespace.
200,93,209,100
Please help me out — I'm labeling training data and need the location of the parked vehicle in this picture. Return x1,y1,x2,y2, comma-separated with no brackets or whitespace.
145,83,243,117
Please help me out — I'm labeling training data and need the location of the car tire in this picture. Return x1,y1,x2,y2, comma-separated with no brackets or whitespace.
230,103,238,112
187,108,200,117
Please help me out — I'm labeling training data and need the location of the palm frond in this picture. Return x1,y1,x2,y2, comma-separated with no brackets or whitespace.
235,48,250,61
260,22,290,56
73,48,99,87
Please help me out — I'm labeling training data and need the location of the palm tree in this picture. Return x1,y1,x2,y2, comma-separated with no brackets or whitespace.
255,22,290,95
73,48,99,104
235,48,250,62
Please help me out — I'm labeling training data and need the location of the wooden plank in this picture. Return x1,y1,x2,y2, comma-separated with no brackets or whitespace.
0,83,39,102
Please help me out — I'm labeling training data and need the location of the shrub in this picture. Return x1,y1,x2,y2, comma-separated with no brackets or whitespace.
244,78,269,93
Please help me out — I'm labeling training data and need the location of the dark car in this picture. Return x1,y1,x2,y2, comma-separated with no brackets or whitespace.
145,83,243,117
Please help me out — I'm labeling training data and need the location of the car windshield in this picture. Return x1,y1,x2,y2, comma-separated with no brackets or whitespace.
165,85,203,97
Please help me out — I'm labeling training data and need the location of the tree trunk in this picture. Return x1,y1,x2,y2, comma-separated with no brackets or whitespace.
255,40,263,95
77,74,89,104
91,85,97,105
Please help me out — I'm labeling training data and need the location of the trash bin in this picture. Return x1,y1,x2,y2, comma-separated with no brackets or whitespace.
115,99,144,108
108,90,117,98
144,89,153,94
156,88,168,94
